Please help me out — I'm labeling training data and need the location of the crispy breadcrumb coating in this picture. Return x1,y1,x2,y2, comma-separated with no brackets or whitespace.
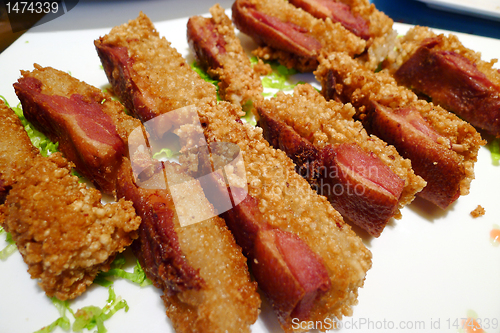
470,205,485,218
257,84,426,214
0,100,39,203
244,0,366,72
98,12,217,112
161,162,261,333
316,52,484,197
98,13,371,331
385,26,500,87
21,64,141,143
340,0,397,70
196,100,372,331
192,4,264,107
3,153,141,300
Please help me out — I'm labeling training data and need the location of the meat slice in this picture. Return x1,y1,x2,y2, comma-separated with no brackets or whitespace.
315,52,484,208
0,100,39,203
319,143,403,236
116,157,260,333
368,103,464,209
187,4,264,107
288,0,370,40
13,65,139,194
217,186,330,322
232,0,322,59
394,36,500,136
257,107,320,181
3,153,141,300
116,159,204,293
230,0,366,72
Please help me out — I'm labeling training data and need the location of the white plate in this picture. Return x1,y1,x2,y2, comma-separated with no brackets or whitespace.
415,0,500,21
1,1,500,332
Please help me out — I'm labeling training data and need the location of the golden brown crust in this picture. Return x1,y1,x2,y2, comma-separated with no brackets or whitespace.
335,0,396,70
3,153,141,300
99,13,371,331
0,100,39,202
316,52,484,197
385,26,500,87
21,64,141,143
256,84,425,213
196,100,372,331
240,0,366,72
97,12,217,112
191,4,264,107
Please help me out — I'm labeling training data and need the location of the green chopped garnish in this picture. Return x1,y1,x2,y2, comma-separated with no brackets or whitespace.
72,287,129,333
34,298,72,333
153,148,175,160
489,138,500,166
250,55,259,65
241,100,256,126
94,254,152,287
0,226,17,260
260,61,302,94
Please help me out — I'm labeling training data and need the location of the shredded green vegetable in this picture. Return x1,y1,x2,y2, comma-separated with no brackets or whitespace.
34,287,129,333
34,299,72,333
152,147,177,160
488,138,500,166
0,226,16,260
241,100,256,126
260,61,304,96
94,254,152,287
72,287,129,333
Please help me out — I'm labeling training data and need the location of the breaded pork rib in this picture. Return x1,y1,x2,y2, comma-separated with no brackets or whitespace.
287,0,397,70
315,52,484,209
117,158,260,333
3,152,141,300
0,99,39,203
384,26,500,136
14,65,141,194
187,4,264,108
231,0,366,72
256,84,426,236
13,62,260,332
96,12,371,332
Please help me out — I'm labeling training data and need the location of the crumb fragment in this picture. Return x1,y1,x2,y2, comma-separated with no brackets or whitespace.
470,205,485,218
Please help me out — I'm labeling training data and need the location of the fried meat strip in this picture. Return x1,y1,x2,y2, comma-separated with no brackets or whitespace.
3,152,141,300
14,65,140,194
316,52,484,208
231,0,366,72
287,0,396,70
187,4,264,107
0,100,39,203
97,15,262,332
116,158,260,333
96,13,371,332
256,84,425,236
384,27,500,136
95,14,217,122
